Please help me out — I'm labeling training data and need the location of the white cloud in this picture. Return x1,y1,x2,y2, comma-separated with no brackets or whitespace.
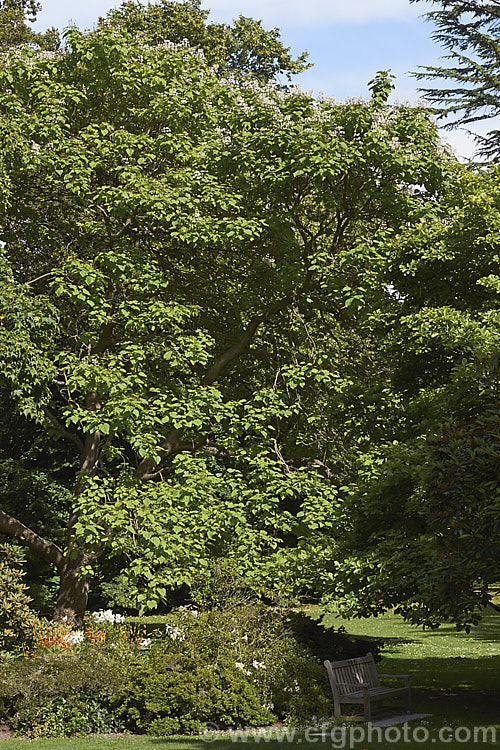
34,0,421,32
204,0,420,26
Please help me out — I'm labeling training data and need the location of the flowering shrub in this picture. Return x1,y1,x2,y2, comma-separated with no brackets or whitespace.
26,610,138,655
115,650,274,736
164,624,185,641
63,630,85,646
34,630,70,651
84,628,106,644
91,610,125,625
111,604,378,733
0,645,127,737
28,614,120,654
15,697,122,739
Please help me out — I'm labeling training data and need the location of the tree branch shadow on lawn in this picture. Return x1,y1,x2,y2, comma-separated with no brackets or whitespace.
417,619,500,643
377,654,500,724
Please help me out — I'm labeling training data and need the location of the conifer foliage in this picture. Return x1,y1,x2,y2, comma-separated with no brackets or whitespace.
412,0,500,159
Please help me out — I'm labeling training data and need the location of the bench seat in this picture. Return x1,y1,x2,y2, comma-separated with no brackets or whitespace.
324,652,412,721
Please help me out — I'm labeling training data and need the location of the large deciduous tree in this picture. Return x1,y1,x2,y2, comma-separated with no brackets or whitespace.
100,0,310,84
0,21,448,621
0,0,59,50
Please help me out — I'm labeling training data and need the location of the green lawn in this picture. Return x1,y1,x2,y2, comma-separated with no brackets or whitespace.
1,607,499,749
321,605,500,724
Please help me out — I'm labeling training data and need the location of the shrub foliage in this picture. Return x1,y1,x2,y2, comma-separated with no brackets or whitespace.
0,604,382,736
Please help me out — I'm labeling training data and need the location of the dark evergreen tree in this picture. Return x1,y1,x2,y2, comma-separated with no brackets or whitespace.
412,0,500,159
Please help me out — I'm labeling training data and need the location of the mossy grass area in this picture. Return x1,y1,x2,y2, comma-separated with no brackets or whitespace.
1,606,499,749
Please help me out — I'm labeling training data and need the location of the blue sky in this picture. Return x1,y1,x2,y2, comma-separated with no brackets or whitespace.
32,0,490,158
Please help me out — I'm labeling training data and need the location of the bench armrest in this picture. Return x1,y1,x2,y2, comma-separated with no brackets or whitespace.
378,674,411,688
335,682,370,688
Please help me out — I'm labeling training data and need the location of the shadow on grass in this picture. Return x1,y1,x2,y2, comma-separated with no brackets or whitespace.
381,652,500,689
417,614,500,643
375,656,500,726
147,738,293,749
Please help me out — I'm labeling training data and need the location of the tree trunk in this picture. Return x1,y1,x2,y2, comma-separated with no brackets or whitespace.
0,509,91,623
0,391,104,623
53,556,91,625
52,390,103,623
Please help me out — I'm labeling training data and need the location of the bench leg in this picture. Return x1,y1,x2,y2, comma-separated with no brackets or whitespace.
406,689,412,715
334,698,341,720
363,695,371,722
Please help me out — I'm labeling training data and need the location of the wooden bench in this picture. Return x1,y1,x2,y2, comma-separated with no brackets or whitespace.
324,652,411,721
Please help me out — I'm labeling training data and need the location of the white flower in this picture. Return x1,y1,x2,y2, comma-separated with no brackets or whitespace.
92,609,124,624
138,637,152,648
63,630,84,645
165,624,185,641
241,634,248,642
283,680,301,693
252,660,266,669
235,662,251,676
178,605,199,616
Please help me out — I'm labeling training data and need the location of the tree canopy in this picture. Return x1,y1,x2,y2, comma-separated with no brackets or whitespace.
327,163,500,629
0,15,452,621
100,0,310,84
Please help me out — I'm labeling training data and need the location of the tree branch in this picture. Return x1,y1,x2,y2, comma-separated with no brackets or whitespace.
80,392,101,475
24,271,54,286
137,272,313,479
42,406,84,452
139,442,233,480
0,509,64,570
202,274,312,387
115,216,134,239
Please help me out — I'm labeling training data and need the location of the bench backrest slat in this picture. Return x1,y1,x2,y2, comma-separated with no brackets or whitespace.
324,653,381,697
